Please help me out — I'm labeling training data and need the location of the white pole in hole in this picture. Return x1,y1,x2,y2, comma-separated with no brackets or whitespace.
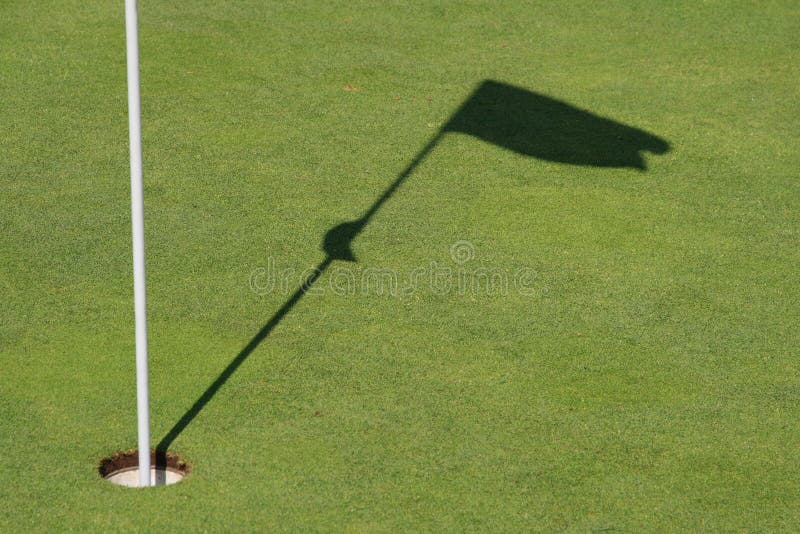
124,0,151,488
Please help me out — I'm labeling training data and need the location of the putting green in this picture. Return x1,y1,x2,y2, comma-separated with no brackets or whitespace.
1,0,799,530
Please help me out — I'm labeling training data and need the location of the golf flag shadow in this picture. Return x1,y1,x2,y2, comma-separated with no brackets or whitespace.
445,80,669,169
323,80,669,262
156,80,670,455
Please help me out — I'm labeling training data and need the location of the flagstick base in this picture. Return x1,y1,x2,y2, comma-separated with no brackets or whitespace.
105,466,184,487
99,449,189,488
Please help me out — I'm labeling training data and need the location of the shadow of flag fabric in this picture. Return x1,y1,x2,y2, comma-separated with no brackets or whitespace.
444,80,670,169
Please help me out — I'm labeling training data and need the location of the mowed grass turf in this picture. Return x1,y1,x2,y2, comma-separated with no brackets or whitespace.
1,0,799,530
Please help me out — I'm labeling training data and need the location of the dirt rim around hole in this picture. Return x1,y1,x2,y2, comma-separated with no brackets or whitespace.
98,449,191,479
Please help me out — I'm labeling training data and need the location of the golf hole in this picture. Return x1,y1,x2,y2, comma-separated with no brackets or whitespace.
100,449,189,488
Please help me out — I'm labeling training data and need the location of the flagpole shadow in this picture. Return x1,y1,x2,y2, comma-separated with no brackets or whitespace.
156,80,670,458
155,133,443,459
155,256,332,459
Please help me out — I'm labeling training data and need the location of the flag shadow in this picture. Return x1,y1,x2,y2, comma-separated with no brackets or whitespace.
155,80,670,457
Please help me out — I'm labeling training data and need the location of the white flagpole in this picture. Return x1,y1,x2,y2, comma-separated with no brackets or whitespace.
124,0,151,488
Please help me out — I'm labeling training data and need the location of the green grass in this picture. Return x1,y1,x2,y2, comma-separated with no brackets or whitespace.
2,0,799,530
